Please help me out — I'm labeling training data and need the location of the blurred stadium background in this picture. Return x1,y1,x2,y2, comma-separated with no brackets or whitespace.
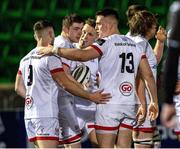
0,0,179,148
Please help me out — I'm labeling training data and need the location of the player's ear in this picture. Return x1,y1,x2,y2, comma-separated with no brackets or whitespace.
34,33,37,41
62,26,69,33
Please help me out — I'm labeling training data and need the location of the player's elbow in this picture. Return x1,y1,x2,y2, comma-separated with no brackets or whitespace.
15,86,22,97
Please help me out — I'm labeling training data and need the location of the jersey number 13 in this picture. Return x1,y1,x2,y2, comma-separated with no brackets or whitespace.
119,52,134,73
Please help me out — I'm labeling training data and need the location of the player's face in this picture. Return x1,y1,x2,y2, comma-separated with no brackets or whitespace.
79,24,97,48
95,15,109,38
68,22,84,43
147,24,157,39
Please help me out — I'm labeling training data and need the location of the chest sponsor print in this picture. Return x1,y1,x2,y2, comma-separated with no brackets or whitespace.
119,82,133,96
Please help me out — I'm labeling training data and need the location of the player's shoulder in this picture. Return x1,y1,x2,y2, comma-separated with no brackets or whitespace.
20,47,37,63
54,35,72,48
109,34,136,43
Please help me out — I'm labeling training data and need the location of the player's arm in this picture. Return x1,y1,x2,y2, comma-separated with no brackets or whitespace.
63,64,83,89
135,72,147,125
51,71,111,104
15,72,26,98
154,26,167,64
136,72,146,106
58,46,100,61
39,45,101,61
139,57,158,121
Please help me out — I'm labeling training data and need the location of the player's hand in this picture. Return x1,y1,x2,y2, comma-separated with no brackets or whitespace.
155,26,167,42
90,89,111,104
160,103,176,129
136,104,147,126
148,102,159,121
37,45,55,56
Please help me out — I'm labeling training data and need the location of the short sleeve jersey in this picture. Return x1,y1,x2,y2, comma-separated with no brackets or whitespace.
126,34,157,103
54,35,77,98
91,34,145,105
18,47,64,118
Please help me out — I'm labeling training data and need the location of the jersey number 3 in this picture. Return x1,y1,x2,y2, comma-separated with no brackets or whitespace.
27,65,33,86
119,52,134,73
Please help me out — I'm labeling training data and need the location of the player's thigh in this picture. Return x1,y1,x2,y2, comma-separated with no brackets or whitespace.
88,129,98,147
96,133,116,148
35,140,59,148
117,129,132,148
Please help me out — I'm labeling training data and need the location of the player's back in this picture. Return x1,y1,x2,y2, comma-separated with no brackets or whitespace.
92,34,145,104
19,47,62,119
126,34,157,79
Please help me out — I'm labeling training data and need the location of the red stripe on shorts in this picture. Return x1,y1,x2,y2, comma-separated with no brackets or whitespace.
29,136,59,142
95,125,119,131
59,133,82,144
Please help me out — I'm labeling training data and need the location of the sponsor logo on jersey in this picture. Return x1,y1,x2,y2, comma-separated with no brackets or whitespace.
96,39,106,46
119,82,133,96
114,42,136,47
25,96,33,109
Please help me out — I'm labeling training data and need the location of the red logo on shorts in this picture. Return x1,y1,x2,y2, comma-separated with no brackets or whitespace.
119,82,133,96
25,96,33,109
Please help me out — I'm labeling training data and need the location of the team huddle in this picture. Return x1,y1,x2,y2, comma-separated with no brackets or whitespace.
14,5,174,148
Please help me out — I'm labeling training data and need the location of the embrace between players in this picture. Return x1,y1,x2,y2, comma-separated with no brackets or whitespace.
15,6,168,148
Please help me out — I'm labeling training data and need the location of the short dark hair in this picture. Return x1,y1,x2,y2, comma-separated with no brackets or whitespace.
129,10,158,37
126,5,148,21
62,13,84,28
96,8,119,22
33,20,53,32
85,18,96,28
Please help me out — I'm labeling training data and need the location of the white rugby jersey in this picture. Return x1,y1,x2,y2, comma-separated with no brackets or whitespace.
91,34,145,105
126,34,157,103
73,43,99,109
18,47,64,119
54,35,77,98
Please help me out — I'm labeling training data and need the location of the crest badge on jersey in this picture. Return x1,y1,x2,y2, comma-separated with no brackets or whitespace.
25,96,33,109
119,82,133,96
95,39,106,46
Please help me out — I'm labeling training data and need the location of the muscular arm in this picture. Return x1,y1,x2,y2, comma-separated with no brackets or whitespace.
154,27,167,64
139,58,158,104
15,73,26,98
51,71,110,103
57,46,100,61
63,64,83,89
136,72,146,105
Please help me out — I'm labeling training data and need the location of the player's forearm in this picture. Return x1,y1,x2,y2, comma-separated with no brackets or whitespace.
56,47,89,61
136,78,146,105
145,76,158,104
64,81,91,100
154,40,164,64
54,75,92,101
15,86,26,98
